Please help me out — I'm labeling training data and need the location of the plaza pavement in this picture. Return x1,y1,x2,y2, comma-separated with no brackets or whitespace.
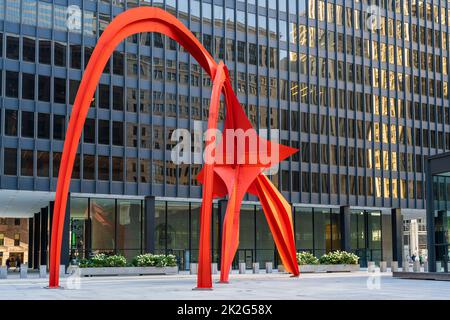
1,270,450,300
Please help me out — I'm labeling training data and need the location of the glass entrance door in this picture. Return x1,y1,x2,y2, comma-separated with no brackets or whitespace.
350,210,382,267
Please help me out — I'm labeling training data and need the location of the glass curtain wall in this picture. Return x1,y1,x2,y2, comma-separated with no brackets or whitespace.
432,175,450,272
69,197,144,261
154,200,219,270
294,207,341,258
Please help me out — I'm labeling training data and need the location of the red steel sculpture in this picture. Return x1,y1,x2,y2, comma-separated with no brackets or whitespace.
48,7,300,289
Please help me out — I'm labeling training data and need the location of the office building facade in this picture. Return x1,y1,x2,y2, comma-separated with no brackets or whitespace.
0,0,444,269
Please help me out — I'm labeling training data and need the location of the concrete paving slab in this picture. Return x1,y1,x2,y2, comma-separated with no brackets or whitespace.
0,271,449,300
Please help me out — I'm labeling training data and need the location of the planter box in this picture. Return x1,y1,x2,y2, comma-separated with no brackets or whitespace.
69,266,178,277
299,264,360,273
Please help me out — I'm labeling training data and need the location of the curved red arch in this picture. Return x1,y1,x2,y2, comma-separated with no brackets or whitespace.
49,7,219,288
49,6,299,289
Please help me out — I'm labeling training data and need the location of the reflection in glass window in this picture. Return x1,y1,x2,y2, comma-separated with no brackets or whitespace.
91,198,115,251
84,10,97,36
0,0,4,20
38,1,52,29
6,0,20,23
117,200,142,259
54,5,66,31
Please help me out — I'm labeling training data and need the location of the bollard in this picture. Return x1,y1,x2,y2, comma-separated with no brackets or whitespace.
0,267,7,279
211,263,218,275
265,262,273,273
39,265,47,278
252,262,260,274
391,261,398,272
189,263,198,275
278,264,286,273
367,261,376,272
239,263,246,274
60,265,66,276
20,264,27,279
379,261,387,272
413,260,420,272
402,260,410,272
424,260,428,272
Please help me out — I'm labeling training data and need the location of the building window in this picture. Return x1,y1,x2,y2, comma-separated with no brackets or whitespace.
83,154,95,180
112,86,124,110
99,84,110,109
21,111,35,138
54,42,66,67
22,73,35,100
90,198,115,251
98,156,109,181
69,80,80,104
23,37,35,62
112,157,123,181
37,113,50,139
14,234,20,246
53,115,65,140
5,71,19,98
37,151,49,177
70,44,81,69
113,51,124,75
98,120,110,145
38,75,51,101
21,150,34,176
84,118,95,143
54,77,66,104
112,121,123,146
53,152,61,177
14,218,20,226
6,35,19,60
4,148,17,175
5,110,17,136
0,234,4,246
39,40,51,64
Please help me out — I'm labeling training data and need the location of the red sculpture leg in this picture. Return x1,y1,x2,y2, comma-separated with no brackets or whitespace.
254,175,299,276
196,62,227,289
49,7,218,288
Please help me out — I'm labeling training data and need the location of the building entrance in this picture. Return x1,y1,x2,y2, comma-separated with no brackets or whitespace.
350,210,382,267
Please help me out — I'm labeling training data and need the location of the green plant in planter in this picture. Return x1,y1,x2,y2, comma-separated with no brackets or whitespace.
132,254,177,267
79,253,127,268
319,251,359,265
296,251,319,265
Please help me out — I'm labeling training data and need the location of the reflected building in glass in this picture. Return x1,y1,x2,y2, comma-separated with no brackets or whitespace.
0,0,443,270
